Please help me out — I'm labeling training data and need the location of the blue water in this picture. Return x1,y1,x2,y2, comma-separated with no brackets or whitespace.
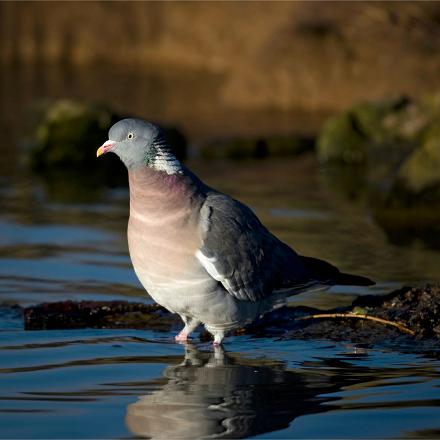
1,156,440,438
1,330,439,439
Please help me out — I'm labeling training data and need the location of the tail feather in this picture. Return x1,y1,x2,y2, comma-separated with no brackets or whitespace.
332,271,375,286
299,255,375,287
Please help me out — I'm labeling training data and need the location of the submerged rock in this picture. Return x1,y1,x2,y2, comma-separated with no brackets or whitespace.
22,285,440,344
282,285,440,343
24,301,179,331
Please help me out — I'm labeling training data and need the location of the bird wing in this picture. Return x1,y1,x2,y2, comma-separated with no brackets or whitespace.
197,192,311,302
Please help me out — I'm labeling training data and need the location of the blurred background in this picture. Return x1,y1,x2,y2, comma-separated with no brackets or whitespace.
1,1,440,304
2,2,440,134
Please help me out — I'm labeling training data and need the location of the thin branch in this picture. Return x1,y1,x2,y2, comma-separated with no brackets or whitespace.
297,312,416,336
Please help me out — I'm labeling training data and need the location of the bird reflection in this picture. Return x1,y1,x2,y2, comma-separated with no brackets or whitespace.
125,344,347,439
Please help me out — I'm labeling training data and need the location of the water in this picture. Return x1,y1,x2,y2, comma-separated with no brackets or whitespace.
1,332,440,439
1,155,440,438
1,65,440,438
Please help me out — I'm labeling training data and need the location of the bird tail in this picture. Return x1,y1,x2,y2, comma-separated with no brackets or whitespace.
332,271,375,286
299,256,375,287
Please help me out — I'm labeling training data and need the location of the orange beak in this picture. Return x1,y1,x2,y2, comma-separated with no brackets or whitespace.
96,140,116,157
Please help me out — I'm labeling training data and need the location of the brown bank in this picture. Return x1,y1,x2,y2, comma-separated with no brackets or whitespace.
2,2,440,114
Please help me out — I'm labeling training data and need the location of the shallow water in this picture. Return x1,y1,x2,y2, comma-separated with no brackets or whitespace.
1,153,440,438
1,63,440,438
1,330,440,439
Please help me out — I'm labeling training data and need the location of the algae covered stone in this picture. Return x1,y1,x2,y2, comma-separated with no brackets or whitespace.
318,95,440,200
398,124,440,194
30,100,115,170
316,97,426,165
316,112,367,164
318,95,440,247
28,99,187,179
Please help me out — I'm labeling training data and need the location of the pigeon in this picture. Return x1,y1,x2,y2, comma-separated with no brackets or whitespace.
97,118,374,345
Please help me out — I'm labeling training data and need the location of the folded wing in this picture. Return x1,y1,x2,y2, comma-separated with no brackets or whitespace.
197,193,311,302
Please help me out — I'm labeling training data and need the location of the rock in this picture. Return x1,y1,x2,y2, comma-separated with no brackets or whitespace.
398,124,440,194
280,285,440,343
352,285,440,340
316,112,366,164
200,135,313,160
29,100,117,171
316,96,418,165
27,99,187,182
24,300,179,331
22,285,440,344
318,95,440,239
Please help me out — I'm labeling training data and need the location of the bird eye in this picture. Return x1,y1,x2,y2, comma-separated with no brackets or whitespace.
127,132,134,140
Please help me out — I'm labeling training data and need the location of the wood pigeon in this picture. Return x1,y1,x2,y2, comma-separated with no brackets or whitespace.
97,119,374,345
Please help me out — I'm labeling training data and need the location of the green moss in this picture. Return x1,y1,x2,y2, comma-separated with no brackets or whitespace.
318,95,440,207
398,123,440,193
316,97,420,165
351,101,390,141
317,112,367,164
30,100,114,170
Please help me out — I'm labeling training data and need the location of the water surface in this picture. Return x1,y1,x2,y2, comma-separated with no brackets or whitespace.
1,64,440,439
1,153,440,438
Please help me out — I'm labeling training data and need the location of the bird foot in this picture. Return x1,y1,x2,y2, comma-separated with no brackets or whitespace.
175,331,189,343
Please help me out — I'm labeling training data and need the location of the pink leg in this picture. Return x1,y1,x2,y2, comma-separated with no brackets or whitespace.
175,317,200,343
175,330,189,342
212,330,224,346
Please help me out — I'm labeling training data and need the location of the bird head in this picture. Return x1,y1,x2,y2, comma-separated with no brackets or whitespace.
96,118,170,170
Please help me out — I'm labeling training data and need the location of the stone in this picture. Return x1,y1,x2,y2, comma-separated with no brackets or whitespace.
21,285,440,343
28,99,187,174
318,95,440,216
398,124,440,194
30,100,115,171
316,97,417,165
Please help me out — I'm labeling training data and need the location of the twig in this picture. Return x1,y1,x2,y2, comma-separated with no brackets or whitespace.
297,312,416,336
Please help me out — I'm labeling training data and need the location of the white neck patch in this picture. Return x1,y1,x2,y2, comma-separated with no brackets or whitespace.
153,150,183,175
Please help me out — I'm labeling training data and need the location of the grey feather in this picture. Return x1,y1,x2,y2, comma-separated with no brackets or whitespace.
198,192,311,302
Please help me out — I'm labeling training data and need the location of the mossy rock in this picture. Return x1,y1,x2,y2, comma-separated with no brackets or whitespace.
27,99,187,189
398,123,440,194
30,100,116,170
316,96,422,165
319,94,440,209
200,136,313,160
316,112,367,164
